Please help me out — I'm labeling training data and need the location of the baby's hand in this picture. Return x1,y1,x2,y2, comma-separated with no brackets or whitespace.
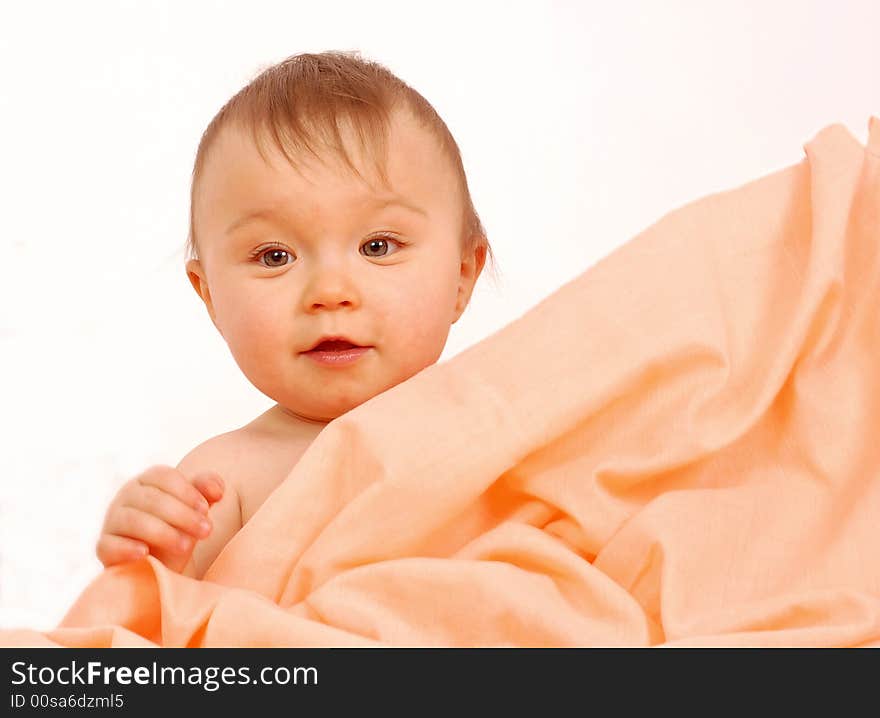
96,465,224,574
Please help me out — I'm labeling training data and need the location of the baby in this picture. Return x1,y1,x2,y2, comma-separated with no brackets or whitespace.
95,51,496,579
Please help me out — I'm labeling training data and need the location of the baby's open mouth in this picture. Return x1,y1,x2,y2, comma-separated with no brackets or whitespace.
310,340,360,351
304,336,372,353
302,337,372,366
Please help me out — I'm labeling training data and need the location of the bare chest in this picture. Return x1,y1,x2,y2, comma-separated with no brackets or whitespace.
231,433,314,525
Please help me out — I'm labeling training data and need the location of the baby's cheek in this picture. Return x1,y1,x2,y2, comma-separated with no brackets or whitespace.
399,289,445,330
223,301,283,362
392,289,455,364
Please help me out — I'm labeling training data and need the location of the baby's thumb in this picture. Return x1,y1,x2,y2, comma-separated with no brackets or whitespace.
191,470,225,505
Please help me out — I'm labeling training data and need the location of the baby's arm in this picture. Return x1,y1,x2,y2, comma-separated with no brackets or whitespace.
176,444,243,580
96,442,243,578
96,465,224,574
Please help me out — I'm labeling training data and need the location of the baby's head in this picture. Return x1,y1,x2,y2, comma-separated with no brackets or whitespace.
185,51,497,424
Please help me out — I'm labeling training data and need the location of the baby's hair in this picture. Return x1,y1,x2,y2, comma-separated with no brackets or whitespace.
186,50,498,285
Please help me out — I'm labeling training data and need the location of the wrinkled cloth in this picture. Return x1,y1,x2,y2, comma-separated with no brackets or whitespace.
3,116,879,647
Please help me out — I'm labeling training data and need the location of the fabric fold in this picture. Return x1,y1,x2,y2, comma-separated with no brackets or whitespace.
3,116,878,647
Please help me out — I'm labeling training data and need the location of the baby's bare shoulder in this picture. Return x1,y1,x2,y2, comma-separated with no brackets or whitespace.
179,413,318,525
174,430,251,579
177,425,258,470
177,428,243,464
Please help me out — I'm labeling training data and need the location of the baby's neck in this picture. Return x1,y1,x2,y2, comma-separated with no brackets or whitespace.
278,405,328,426
263,403,329,437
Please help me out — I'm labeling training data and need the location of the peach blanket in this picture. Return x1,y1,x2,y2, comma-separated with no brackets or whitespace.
4,117,880,647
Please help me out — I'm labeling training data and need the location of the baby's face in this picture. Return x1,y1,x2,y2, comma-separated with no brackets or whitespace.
187,109,482,423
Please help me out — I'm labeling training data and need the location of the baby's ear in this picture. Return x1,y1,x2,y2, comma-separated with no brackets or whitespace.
452,243,487,324
185,259,222,335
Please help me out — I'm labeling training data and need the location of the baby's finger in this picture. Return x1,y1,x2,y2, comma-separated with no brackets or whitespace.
137,465,210,514
121,484,212,540
96,534,148,567
105,506,197,556
190,471,225,505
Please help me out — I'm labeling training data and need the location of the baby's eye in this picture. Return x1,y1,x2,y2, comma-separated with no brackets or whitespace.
252,246,294,268
361,236,402,258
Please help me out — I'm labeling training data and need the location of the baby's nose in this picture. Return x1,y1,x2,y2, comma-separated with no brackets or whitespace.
311,297,354,310
303,265,360,311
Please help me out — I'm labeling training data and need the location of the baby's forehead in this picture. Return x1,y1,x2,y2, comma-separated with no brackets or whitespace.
238,106,434,166
202,112,457,222
218,122,387,186
255,121,442,181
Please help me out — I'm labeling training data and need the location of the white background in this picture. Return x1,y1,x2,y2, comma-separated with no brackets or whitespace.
1,0,877,630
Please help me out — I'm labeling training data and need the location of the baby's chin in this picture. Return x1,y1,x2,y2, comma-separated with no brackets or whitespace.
262,361,436,423
275,389,383,424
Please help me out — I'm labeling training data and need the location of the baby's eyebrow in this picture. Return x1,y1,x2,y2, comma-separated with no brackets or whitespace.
225,195,427,235
225,208,286,235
